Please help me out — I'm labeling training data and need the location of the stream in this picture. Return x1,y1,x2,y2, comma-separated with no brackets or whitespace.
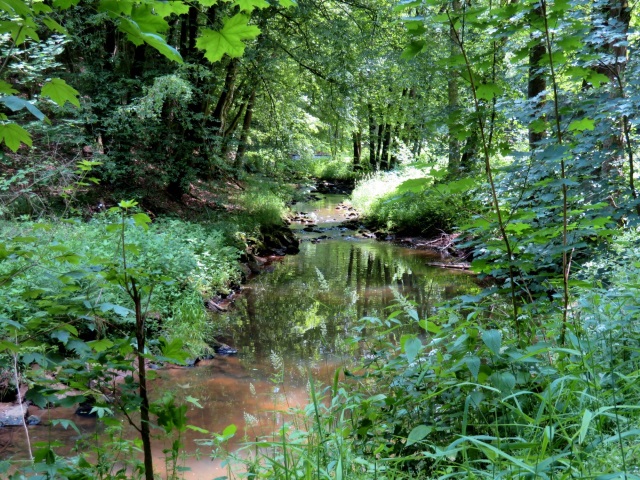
1,193,477,478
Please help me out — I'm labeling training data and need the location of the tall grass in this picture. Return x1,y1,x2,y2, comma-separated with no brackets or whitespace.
210,230,640,478
351,166,473,236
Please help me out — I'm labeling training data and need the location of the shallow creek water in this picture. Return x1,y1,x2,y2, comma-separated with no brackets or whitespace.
1,193,477,477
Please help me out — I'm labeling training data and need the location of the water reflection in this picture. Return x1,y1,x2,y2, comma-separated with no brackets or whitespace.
225,193,476,363
2,193,477,478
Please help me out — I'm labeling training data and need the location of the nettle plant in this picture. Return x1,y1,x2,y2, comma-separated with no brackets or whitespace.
397,0,635,341
0,200,203,479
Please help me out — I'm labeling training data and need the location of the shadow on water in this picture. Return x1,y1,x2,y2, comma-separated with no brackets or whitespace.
1,193,478,478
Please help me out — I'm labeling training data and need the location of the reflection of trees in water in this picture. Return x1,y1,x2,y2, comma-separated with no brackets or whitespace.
222,240,479,362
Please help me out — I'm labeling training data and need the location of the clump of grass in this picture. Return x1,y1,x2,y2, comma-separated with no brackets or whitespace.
164,291,213,358
351,165,473,236
302,155,360,181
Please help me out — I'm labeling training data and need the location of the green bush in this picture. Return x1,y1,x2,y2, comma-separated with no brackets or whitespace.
351,166,474,236
0,214,241,346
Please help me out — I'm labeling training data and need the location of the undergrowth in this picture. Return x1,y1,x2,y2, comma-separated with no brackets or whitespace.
351,165,475,236
208,229,640,479
0,214,240,357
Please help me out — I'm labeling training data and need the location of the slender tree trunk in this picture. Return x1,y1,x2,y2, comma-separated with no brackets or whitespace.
353,130,362,171
594,0,630,178
460,129,479,172
528,5,546,150
132,287,154,480
368,104,377,170
236,89,256,172
179,15,189,54
380,124,391,170
375,123,385,166
389,125,401,169
130,44,146,79
188,6,199,56
447,0,462,176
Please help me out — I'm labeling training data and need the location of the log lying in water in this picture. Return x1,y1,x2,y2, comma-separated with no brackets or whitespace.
427,262,471,270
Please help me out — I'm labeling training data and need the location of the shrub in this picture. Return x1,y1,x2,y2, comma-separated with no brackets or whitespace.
351,166,475,236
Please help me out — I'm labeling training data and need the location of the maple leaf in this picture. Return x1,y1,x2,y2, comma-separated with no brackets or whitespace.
196,14,260,63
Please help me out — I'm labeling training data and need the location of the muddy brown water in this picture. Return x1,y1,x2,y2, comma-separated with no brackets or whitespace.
1,193,477,477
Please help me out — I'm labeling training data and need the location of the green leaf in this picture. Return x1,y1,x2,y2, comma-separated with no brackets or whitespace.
51,419,81,434
568,118,595,132
489,371,516,393
233,0,269,12
159,337,189,364
0,81,18,95
401,335,422,363
118,199,138,209
98,0,133,16
395,177,429,194
0,18,39,44
222,423,237,438
279,0,296,5
52,0,81,8
1,0,32,17
41,78,80,107
476,82,502,101
401,40,427,59
185,395,203,408
196,14,261,63
418,319,440,334
505,222,531,234
406,425,432,446
482,329,502,355
0,316,24,330
132,212,152,229
187,425,209,433
118,19,183,62
42,17,66,34
579,409,593,444
395,0,422,11
88,338,114,352
131,3,169,34
152,0,190,17
465,356,480,380
0,122,32,151
51,329,71,345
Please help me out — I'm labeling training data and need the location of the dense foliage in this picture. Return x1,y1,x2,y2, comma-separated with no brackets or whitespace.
2,0,640,478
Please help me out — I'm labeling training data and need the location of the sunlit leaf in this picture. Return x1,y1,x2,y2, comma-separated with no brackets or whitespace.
476,82,502,101
196,14,261,63
233,0,269,12
0,122,32,151
41,78,80,107
568,118,595,132
0,80,18,95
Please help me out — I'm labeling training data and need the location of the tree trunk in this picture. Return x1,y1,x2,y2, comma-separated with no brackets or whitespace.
368,104,377,170
447,0,462,176
353,130,362,171
188,6,199,56
375,123,385,166
594,0,630,177
132,285,154,480
212,58,239,136
380,124,391,171
236,89,256,172
389,125,401,169
130,44,146,79
528,5,546,150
